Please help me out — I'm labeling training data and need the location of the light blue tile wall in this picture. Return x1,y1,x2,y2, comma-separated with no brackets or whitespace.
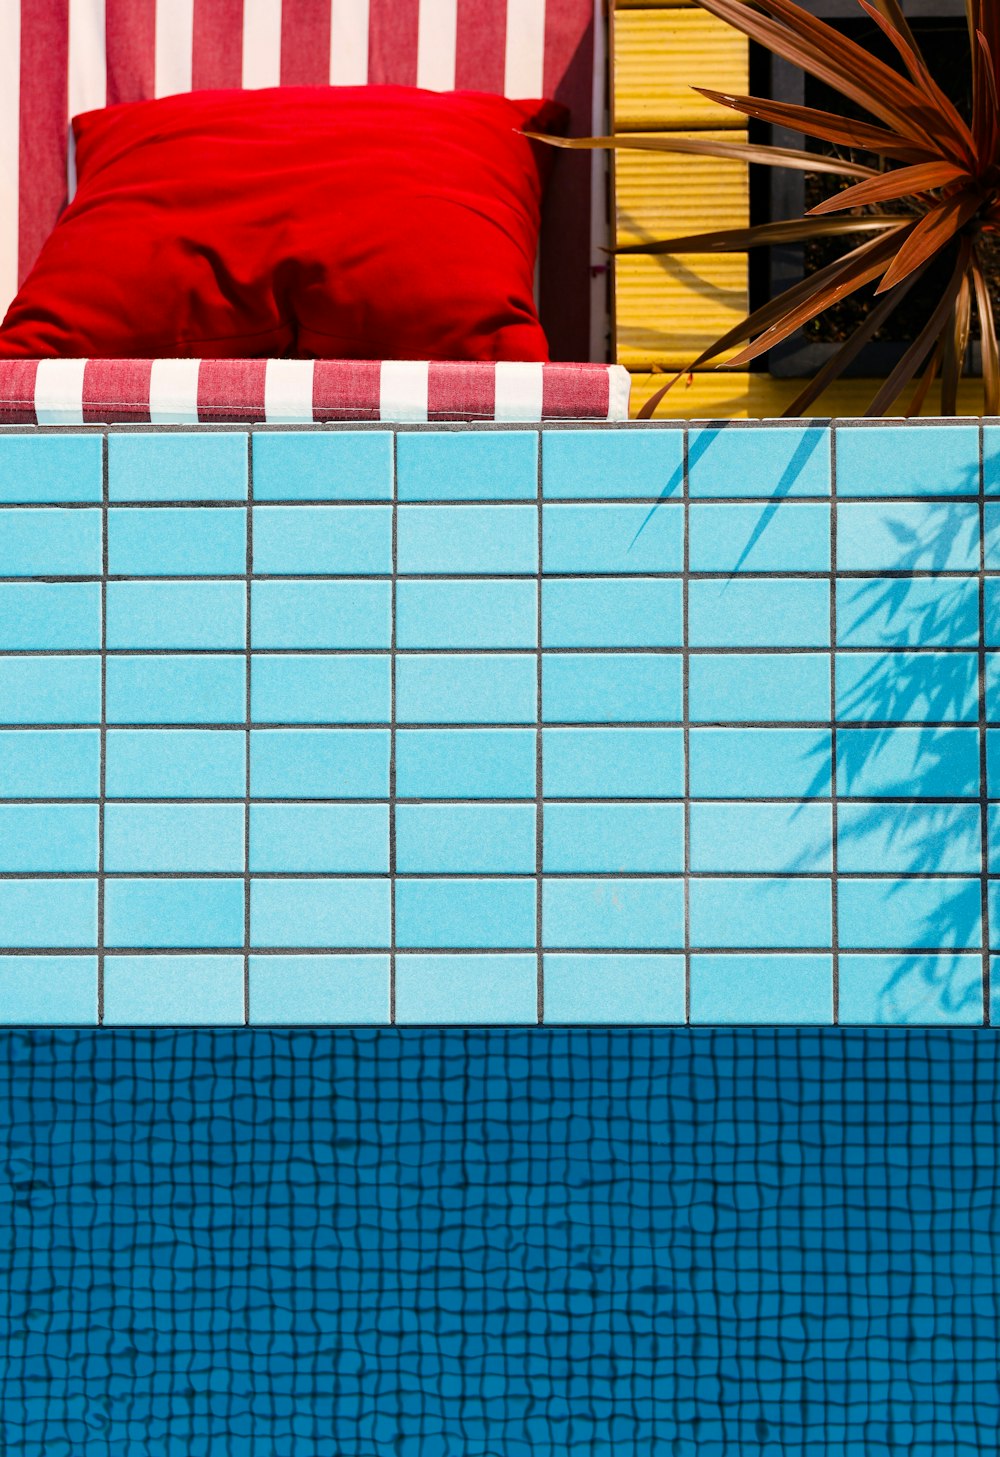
0,421,994,1027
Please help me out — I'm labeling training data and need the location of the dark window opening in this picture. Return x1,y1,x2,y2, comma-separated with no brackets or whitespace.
749,0,994,377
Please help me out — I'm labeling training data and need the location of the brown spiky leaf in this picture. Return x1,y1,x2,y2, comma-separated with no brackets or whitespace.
875,191,983,292
807,162,970,216
693,88,940,163
613,216,901,257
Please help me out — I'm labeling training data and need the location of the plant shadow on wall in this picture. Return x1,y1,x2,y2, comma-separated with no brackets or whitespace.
533,0,1000,418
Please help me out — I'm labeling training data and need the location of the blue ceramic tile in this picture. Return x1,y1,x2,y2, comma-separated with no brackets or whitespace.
984,426,1000,495
106,580,246,649
986,654,1000,721
543,879,684,949
989,730,1000,797
836,652,979,723
108,506,246,576
542,428,683,499
106,655,245,724
688,728,832,798
836,425,979,497
837,727,980,798
397,504,536,574
990,888,1000,947
541,578,682,647
838,502,978,572
688,426,830,498
0,434,102,502
0,583,101,649
251,580,391,649
251,879,390,949
542,727,683,798
838,954,983,1025
838,879,981,950
542,953,685,1023
396,654,535,724
986,502,1000,567
688,502,830,572
542,503,682,573
249,803,389,873
992,957,1000,1019
688,578,829,648
248,954,391,1024
837,576,978,648
396,804,535,873
543,802,684,873
989,805,1000,870
0,509,102,577
252,431,393,500
107,729,246,799
103,955,245,1026
108,432,248,501
0,880,97,948
105,880,245,949
543,653,682,723
839,802,981,875
395,729,535,798
0,656,101,724
0,804,98,872
104,803,245,873
689,802,831,873
690,878,831,949
394,954,537,1024
0,729,100,798
250,729,390,799
397,431,537,500
688,653,830,723
251,655,390,724
396,879,535,950
690,954,833,1024
396,580,537,648
0,956,98,1025
252,505,391,574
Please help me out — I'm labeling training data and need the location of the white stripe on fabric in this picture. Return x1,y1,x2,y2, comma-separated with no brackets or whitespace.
494,362,543,422
380,361,429,423
0,0,20,314
504,0,545,98
34,358,87,426
68,0,107,120
416,0,457,91
149,358,201,424
606,365,632,423
330,0,370,84
155,0,195,98
264,359,315,423
242,0,282,89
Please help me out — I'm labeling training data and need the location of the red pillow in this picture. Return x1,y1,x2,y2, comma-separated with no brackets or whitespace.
0,86,564,362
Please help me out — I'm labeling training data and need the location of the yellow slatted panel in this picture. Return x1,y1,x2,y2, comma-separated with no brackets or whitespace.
614,10,747,131
615,139,746,244
626,372,988,419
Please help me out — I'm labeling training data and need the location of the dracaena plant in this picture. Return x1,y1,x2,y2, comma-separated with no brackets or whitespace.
534,0,1000,417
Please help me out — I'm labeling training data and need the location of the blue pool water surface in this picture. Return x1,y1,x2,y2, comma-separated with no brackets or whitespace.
0,1029,997,1455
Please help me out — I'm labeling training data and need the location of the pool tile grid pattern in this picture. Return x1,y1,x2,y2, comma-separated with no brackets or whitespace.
0,421,999,1026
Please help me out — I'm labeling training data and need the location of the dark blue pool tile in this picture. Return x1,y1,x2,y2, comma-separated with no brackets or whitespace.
109,431,248,501
689,953,833,1023
688,425,830,497
398,430,537,500
252,430,393,500
542,427,683,499
836,425,979,497
394,954,537,1024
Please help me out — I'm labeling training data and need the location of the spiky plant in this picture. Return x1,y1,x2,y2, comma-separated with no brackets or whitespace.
534,0,1000,417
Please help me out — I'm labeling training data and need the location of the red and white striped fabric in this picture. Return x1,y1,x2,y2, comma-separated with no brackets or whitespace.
1,0,605,365
0,359,632,424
